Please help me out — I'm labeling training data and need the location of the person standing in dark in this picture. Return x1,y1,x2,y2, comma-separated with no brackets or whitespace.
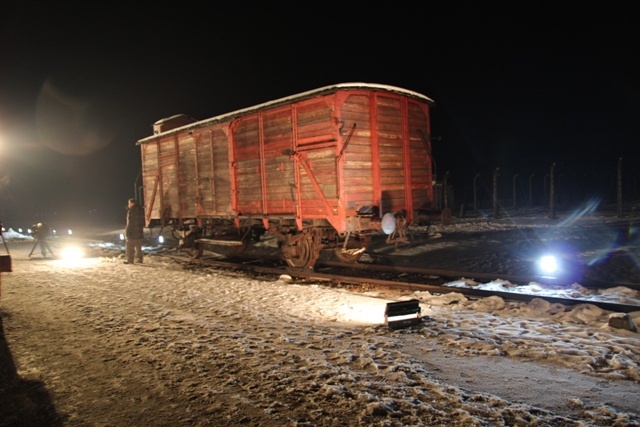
125,198,145,264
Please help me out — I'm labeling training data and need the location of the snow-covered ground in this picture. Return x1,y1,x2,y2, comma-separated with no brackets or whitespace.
1,209,639,426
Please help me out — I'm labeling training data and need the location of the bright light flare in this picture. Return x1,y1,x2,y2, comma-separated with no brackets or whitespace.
538,255,559,274
158,235,164,244
535,243,585,285
119,233,124,241
55,245,101,268
60,246,84,260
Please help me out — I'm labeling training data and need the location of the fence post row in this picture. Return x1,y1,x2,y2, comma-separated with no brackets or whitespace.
452,157,636,219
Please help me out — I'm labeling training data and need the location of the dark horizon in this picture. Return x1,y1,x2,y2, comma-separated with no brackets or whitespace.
1,3,638,230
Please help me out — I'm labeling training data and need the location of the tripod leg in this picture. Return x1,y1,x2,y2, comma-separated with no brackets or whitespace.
44,241,54,258
29,239,39,257
39,239,53,258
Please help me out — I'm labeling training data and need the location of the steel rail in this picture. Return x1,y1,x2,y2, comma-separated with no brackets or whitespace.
169,254,640,314
316,259,640,290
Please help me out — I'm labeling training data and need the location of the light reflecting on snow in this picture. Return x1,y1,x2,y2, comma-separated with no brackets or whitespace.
59,245,84,260
53,256,101,269
1,215,640,425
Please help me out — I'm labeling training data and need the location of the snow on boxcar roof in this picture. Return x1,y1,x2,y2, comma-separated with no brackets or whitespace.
137,83,435,144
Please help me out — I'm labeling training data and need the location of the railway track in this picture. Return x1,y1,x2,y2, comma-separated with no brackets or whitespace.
167,252,640,315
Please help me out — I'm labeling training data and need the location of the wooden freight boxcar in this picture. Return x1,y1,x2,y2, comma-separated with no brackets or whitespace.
137,83,437,268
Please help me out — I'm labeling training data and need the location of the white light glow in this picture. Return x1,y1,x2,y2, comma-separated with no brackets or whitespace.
60,246,84,260
54,246,101,269
158,235,164,244
336,300,390,324
538,255,558,274
119,233,124,241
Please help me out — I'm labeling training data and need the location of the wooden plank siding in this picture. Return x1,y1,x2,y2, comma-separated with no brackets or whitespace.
232,107,300,216
262,107,296,214
177,136,196,218
340,94,374,210
233,116,262,213
160,163,178,219
141,142,160,225
211,128,232,215
338,91,433,221
377,96,406,214
138,84,434,231
195,131,214,214
295,97,338,219
216,95,340,221
407,102,433,211
155,137,179,220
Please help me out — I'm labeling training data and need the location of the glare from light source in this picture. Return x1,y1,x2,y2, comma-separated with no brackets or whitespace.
119,233,124,241
158,235,164,244
336,300,390,324
67,229,73,235
60,246,84,260
538,255,558,274
55,246,100,269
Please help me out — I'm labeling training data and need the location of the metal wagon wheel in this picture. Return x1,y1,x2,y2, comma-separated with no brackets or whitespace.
283,234,317,269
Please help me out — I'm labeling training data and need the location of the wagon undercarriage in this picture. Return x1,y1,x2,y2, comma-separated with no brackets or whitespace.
165,213,411,269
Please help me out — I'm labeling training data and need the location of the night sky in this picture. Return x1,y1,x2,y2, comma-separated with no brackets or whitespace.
1,2,638,227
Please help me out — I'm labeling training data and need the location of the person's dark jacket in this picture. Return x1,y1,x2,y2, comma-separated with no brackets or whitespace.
126,203,145,239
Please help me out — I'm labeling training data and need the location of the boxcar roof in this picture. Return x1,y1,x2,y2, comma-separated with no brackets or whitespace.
137,83,434,144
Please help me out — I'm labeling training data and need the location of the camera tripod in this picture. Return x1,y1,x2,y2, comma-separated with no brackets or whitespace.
29,234,55,258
